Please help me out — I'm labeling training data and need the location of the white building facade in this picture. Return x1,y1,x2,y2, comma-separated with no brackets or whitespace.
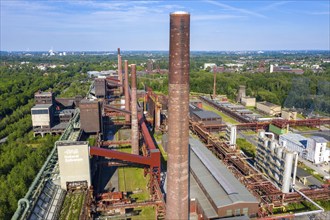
279,133,329,164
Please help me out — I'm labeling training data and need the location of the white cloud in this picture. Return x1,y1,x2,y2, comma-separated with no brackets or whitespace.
204,0,266,18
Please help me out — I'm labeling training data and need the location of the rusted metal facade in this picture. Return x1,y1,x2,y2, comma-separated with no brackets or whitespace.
117,48,123,95
94,78,107,98
80,100,101,133
124,60,130,123
131,64,139,155
166,11,190,220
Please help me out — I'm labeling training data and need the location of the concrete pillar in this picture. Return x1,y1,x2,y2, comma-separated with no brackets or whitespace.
131,64,139,155
124,60,130,123
165,11,190,220
118,48,123,95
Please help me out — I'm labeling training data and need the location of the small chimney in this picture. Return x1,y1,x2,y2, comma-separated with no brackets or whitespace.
130,64,139,155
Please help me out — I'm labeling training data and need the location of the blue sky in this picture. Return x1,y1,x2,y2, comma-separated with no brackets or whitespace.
1,0,329,51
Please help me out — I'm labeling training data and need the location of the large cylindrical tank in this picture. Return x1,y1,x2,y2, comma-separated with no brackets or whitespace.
282,152,294,193
270,141,276,153
277,147,283,159
259,131,265,138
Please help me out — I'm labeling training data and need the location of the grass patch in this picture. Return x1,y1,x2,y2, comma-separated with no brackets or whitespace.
292,126,319,132
59,193,85,220
237,138,256,158
242,130,257,135
131,206,155,220
202,103,239,124
157,142,168,162
118,167,150,201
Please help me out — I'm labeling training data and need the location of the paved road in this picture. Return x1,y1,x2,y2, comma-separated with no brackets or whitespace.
299,157,330,178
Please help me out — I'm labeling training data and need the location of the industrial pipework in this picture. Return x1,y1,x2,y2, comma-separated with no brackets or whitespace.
165,11,190,220
131,64,139,155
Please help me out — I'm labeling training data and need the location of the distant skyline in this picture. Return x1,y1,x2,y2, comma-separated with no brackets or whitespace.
1,0,329,51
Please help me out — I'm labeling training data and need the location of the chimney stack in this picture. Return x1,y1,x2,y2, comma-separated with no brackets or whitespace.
124,60,130,123
166,11,190,220
117,48,123,94
130,64,139,155
213,66,217,98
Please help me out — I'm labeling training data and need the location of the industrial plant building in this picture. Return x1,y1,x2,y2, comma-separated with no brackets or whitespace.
57,141,91,190
31,91,80,136
190,138,259,218
256,131,298,193
279,133,329,164
281,109,298,120
241,96,256,107
256,101,281,116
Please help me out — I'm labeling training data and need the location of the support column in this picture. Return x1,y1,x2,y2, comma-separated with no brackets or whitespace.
165,11,190,220
131,64,139,155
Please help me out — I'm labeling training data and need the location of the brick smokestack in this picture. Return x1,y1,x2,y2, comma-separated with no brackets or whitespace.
130,64,139,155
213,66,217,98
117,48,123,94
166,11,190,220
124,60,130,123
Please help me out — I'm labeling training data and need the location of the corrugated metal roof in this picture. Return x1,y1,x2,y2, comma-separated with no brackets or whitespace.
310,136,328,143
190,175,218,218
190,138,258,208
32,104,53,109
193,110,221,120
280,133,307,146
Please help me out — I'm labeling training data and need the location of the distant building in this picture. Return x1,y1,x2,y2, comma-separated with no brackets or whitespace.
79,99,102,133
87,70,117,78
236,85,246,102
94,78,107,98
31,91,77,136
281,109,297,120
204,63,217,70
279,133,329,164
256,101,281,116
241,96,256,107
270,64,304,74
256,131,298,193
34,91,54,105
31,104,54,133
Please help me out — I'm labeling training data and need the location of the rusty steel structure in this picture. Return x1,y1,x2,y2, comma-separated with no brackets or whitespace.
117,48,123,95
131,64,139,155
166,11,190,220
145,87,162,131
189,120,330,217
200,96,330,131
124,60,130,123
90,114,164,218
